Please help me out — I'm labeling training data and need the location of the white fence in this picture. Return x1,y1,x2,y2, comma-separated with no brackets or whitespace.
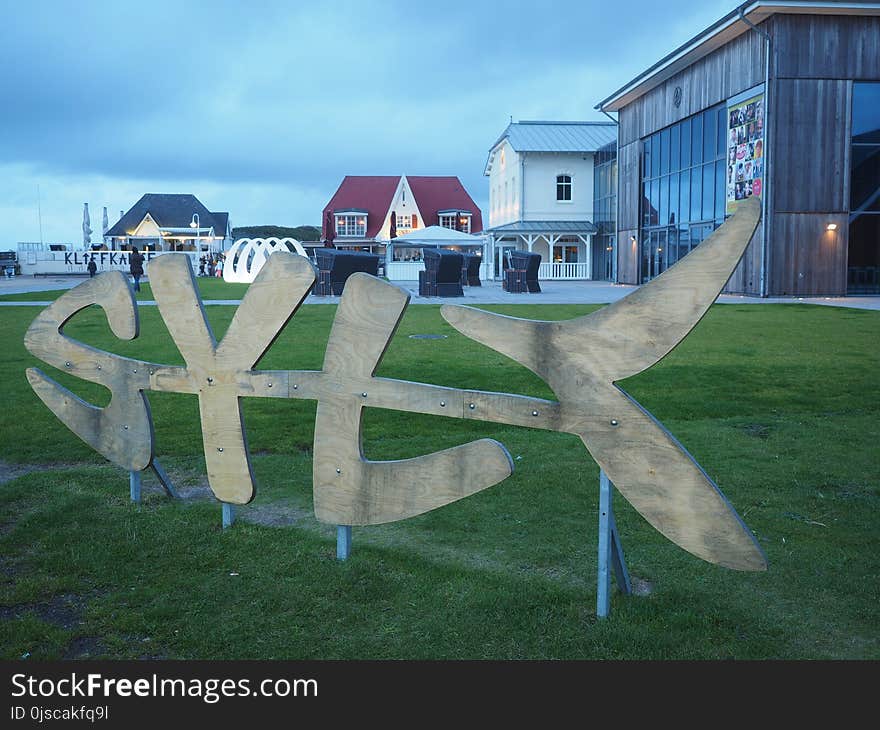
538,262,590,280
385,261,491,282
386,260,591,282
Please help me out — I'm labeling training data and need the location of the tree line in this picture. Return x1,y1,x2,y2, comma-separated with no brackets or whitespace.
231,225,321,241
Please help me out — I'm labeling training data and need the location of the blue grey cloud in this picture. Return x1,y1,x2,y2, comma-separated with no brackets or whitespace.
0,0,732,241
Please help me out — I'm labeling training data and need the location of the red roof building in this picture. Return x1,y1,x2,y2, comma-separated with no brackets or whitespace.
321,175,483,252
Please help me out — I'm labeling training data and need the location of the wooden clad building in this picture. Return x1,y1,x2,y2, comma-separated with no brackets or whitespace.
597,1,880,296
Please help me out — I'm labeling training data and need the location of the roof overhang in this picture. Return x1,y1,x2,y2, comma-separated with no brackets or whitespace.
333,208,369,215
596,1,880,113
484,136,508,176
160,227,213,234
487,221,598,235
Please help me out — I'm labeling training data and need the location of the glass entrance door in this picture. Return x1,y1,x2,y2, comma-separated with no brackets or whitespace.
642,230,667,282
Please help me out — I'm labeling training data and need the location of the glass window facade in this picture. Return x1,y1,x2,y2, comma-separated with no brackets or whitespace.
640,105,727,282
848,82,880,294
593,142,617,281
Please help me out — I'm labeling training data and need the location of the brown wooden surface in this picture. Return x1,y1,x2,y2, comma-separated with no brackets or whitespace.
312,272,514,525
614,13,880,297
618,26,766,147
769,212,849,296
772,14,880,81
722,220,763,296
617,141,641,233
772,78,850,214
615,24,767,293
147,252,316,504
25,214,769,570
442,198,767,571
616,228,639,286
24,271,154,471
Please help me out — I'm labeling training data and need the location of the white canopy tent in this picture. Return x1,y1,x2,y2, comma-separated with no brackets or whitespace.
385,226,489,281
391,225,485,245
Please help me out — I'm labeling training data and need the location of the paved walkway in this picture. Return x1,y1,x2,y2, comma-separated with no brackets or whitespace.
1,274,878,310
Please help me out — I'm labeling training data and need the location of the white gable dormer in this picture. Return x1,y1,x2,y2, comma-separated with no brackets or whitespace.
486,139,521,228
379,176,425,240
132,213,161,237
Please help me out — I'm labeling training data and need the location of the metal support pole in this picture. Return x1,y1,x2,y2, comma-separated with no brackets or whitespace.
597,469,631,618
609,507,632,597
222,503,235,529
337,525,352,560
597,471,612,618
129,470,141,503
150,459,179,499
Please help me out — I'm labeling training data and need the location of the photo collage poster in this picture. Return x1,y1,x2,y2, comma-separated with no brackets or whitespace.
727,93,764,214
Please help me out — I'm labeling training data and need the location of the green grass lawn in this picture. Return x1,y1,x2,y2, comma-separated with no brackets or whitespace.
0,297,878,659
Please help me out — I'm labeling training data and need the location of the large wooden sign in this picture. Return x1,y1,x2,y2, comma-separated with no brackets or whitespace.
24,197,767,571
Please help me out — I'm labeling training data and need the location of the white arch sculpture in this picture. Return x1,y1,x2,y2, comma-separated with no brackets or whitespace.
223,238,310,283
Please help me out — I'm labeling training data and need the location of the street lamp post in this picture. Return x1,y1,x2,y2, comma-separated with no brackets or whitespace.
190,213,199,254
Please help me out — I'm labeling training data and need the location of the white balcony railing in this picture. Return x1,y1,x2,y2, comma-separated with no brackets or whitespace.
384,261,590,282
385,261,491,282
538,262,590,280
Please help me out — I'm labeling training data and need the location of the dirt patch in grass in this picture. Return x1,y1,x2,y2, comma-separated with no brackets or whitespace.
0,556,17,577
63,636,106,659
239,502,312,528
741,424,772,439
0,518,17,537
172,484,214,501
0,461,34,484
0,459,106,485
1,592,88,630
630,576,655,597
1,590,112,659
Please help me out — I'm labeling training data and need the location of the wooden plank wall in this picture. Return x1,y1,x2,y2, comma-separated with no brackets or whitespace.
616,23,767,292
618,29,766,147
724,222,764,295
617,228,639,285
616,140,641,284
617,141,641,232
615,13,880,296
772,14,880,80
771,79,850,213
769,213,849,295
765,14,879,295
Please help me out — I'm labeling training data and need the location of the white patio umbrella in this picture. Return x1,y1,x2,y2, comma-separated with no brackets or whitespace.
82,203,92,249
102,206,109,236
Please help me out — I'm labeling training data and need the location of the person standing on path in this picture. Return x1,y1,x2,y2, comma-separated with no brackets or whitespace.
129,247,145,292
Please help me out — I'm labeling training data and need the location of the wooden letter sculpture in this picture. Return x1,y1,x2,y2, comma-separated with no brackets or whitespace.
25,197,767,572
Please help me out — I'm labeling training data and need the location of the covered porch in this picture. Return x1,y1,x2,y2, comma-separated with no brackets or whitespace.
486,220,597,280
385,226,490,281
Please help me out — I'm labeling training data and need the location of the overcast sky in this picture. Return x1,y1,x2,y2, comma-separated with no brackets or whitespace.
0,0,735,244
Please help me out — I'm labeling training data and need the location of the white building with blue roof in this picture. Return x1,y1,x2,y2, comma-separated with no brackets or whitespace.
484,120,617,281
